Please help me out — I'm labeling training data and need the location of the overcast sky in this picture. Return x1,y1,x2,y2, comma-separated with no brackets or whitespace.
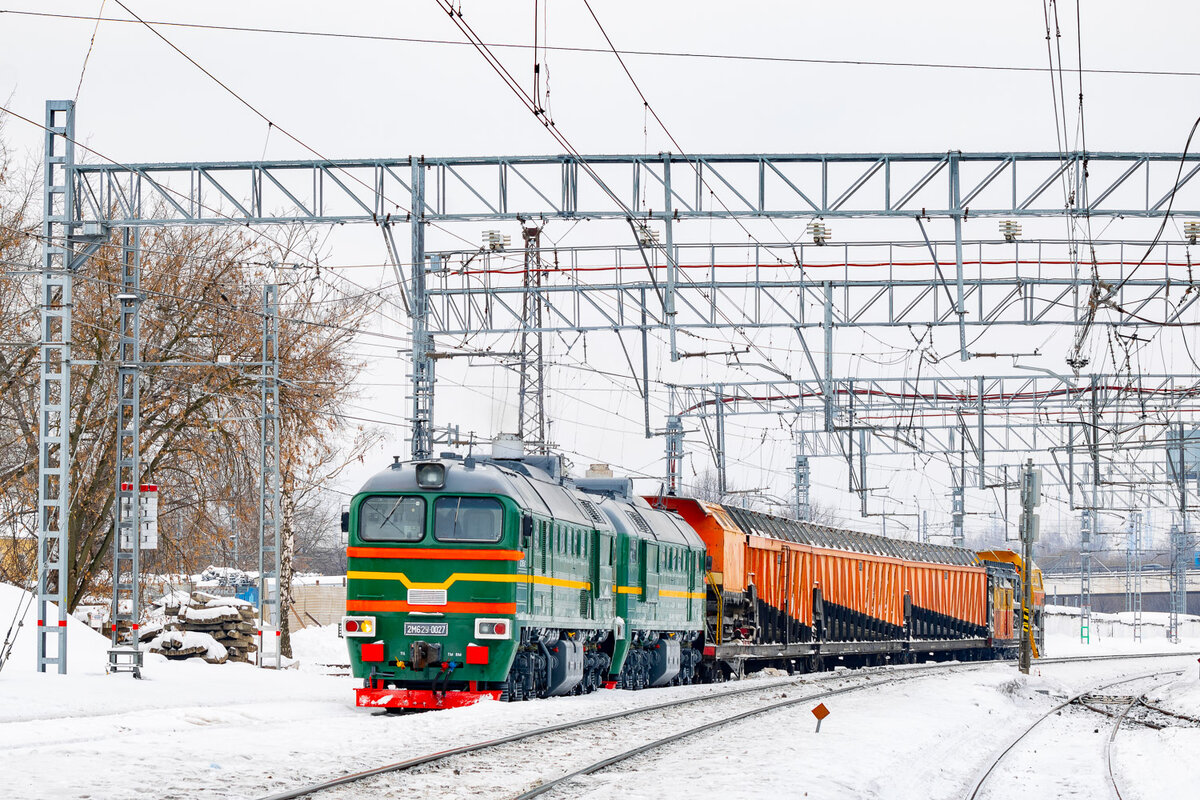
3,2,1199,545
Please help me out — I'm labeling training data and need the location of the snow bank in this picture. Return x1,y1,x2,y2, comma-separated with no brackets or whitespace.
1045,604,1200,649
290,624,349,672
0,582,113,676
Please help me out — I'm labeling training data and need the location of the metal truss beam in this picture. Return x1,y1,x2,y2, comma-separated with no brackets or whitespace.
1125,510,1144,642
668,374,1200,425
74,152,1200,226
1167,518,1193,644
517,225,547,450
409,177,435,460
422,240,1200,336
41,99,1200,639
793,454,810,521
672,374,1200,511
1080,505,1094,643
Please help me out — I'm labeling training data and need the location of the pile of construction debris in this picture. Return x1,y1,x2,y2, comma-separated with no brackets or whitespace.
142,591,259,664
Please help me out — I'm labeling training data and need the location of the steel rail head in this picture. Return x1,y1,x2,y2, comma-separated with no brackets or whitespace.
967,667,1182,800
513,663,984,800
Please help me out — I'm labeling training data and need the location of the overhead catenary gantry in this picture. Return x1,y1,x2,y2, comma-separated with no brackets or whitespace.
664,374,1200,507
420,238,1200,335
37,96,1200,670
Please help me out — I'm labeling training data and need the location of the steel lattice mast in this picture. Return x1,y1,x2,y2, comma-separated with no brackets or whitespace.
517,224,547,451
108,227,143,677
257,284,282,668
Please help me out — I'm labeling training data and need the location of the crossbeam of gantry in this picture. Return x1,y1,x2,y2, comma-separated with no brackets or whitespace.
73,152,1200,225
670,374,1200,423
671,374,1200,509
423,239,1198,335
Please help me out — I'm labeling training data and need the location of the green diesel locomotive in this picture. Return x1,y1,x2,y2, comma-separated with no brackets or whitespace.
341,452,707,710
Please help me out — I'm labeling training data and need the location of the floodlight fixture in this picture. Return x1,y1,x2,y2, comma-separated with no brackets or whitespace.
807,221,831,246
1185,221,1200,245
635,222,660,247
999,220,1022,242
483,230,511,251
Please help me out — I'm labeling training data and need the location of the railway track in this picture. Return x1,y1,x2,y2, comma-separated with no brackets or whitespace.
258,661,978,800
259,650,1198,800
509,652,1199,800
966,667,1184,800
1037,650,1200,665
1103,689,1145,800
509,664,973,800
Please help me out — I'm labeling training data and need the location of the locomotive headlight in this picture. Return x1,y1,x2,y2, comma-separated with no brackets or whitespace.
474,618,512,639
341,616,377,638
415,462,446,489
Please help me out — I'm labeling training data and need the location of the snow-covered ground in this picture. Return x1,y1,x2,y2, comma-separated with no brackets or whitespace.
2,581,1199,800
1043,603,1200,647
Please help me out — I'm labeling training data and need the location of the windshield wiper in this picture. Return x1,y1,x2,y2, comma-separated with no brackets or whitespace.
377,498,407,531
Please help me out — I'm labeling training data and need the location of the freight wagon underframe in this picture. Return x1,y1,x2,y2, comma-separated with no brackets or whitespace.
713,636,1005,678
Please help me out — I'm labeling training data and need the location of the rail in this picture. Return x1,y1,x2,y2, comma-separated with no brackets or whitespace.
258,661,974,800
966,668,1181,800
512,664,974,799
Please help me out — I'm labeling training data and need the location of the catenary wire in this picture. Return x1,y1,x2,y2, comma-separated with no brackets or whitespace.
5,9,1200,80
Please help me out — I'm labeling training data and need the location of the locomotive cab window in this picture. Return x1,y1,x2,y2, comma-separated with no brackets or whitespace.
433,496,504,542
358,496,426,542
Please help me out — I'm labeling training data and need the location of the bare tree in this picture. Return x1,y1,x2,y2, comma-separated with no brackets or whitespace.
0,137,381,617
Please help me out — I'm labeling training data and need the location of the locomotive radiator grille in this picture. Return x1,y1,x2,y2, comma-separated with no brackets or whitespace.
408,588,448,606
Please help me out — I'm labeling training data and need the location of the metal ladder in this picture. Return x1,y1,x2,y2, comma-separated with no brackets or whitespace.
35,100,75,674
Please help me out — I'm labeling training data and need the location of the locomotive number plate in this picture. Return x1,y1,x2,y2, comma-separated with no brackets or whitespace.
404,622,448,637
